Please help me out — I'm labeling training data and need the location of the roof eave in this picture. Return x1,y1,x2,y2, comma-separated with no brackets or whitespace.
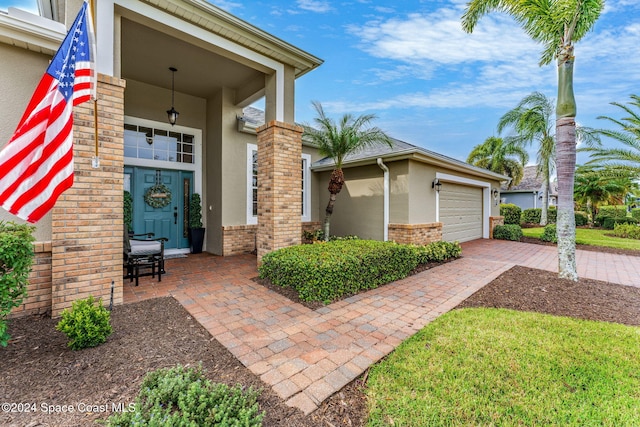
311,148,510,182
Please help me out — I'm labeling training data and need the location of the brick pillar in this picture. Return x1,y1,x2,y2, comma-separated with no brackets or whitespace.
489,216,504,239
256,121,303,262
51,74,126,317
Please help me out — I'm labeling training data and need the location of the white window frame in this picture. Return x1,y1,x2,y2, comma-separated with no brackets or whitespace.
247,144,258,225
123,116,203,196
301,153,312,222
246,145,311,224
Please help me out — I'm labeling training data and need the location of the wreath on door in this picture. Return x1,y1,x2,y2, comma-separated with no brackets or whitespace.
144,184,172,208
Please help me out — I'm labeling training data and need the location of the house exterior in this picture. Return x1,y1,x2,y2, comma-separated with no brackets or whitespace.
500,165,557,210
2,0,506,319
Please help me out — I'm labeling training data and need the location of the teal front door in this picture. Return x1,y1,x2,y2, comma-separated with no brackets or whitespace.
126,167,193,250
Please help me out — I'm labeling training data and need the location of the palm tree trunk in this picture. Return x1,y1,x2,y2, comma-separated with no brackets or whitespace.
556,46,578,281
323,193,336,241
540,176,549,226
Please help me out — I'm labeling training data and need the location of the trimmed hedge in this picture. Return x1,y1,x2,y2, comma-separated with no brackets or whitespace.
575,211,589,227
492,224,523,241
602,217,638,230
632,208,640,221
259,240,461,303
500,203,522,225
547,206,557,223
540,224,557,243
595,206,628,227
611,223,640,240
412,241,462,264
521,208,541,224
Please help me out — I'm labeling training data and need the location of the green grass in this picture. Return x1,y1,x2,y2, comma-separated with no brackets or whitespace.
522,227,640,250
366,308,640,427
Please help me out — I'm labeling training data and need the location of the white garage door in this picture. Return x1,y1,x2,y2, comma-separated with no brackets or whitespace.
440,183,483,242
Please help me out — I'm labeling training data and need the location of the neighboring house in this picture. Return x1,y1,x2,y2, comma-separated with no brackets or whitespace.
500,165,557,210
1,0,507,319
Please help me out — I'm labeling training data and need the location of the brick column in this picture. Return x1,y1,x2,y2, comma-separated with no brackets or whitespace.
50,74,126,317
256,121,303,262
489,216,504,239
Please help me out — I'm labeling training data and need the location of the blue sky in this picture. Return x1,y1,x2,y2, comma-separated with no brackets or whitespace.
3,0,640,164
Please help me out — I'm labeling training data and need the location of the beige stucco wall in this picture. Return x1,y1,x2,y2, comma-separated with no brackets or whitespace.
0,44,53,241
319,164,385,240
316,158,504,241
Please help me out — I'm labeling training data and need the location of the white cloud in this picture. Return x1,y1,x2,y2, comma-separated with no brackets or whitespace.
209,0,243,12
297,0,332,13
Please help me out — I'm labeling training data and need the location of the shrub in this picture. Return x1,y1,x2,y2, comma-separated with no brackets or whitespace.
575,211,589,227
123,191,133,232
189,193,203,228
492,224,523,241
302,229,359,244
602,216,638,230
611,223,640,240
631,208,640,221
500,203,522,225
412,241,462,264
540,224,557,243
259,240,418,303
547,206,557,223
521,208,541,224
0,222,35,346
56,296,112,350
594,206,627,227
107,365,263,427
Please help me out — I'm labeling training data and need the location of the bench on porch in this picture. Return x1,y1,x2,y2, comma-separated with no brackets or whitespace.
124,226,168,286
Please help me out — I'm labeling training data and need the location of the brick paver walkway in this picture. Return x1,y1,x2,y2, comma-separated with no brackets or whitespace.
123,240,639,414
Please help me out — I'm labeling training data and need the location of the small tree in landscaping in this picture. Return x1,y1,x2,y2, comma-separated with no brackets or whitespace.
303,101,392,240
0,221,35,346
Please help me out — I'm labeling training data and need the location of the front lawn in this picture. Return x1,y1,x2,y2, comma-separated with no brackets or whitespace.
366,308,640,426
522,227,640,250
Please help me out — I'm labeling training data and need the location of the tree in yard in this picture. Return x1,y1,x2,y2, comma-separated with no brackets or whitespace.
466,136,528,188
497,92,598,226
574,165,638,218
462,0,605,281
303,101,392,240
580,94,640,173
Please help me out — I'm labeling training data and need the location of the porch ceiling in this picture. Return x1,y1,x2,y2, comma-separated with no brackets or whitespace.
121,18,264,100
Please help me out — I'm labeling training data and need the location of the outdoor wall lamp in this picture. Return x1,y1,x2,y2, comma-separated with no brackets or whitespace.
432,178,442,192
166,67,179,126
492,188,499,205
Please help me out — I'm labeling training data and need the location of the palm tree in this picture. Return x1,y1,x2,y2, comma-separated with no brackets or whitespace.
303,101,392,240
497,92,556,225
574,165,638,218
462,0,605,281
581,94,640,173
467,136,528,188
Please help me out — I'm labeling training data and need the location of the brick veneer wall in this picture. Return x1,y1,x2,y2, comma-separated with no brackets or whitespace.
222,225,257,255
10,242,53,318
256,121,303,262
50,74,126,317
388,223,443,245
489,216,504,239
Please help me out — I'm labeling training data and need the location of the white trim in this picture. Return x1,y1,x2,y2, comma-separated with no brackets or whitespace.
302,153,312,223
377,158,389,241
97,0,115,76
436,172,491,239
123,116,203,196
247,143,258,225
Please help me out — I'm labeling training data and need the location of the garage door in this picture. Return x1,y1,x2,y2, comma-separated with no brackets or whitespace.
440,183,483,242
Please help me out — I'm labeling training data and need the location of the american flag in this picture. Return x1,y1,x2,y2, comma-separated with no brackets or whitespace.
0,1,96,223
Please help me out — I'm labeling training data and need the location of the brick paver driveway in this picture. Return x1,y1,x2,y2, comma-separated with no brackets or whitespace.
124,240,639,414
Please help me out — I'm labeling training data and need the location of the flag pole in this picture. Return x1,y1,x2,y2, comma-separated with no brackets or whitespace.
90,0,100,169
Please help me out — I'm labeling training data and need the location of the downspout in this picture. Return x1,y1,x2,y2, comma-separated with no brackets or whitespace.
377,158,389,241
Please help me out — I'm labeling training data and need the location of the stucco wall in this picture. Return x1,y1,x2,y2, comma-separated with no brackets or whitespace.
0,44,53,240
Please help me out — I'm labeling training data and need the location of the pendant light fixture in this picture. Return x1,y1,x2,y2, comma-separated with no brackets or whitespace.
166,67,179,126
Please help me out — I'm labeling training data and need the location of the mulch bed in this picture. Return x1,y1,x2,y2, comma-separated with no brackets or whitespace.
2,246,639,426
